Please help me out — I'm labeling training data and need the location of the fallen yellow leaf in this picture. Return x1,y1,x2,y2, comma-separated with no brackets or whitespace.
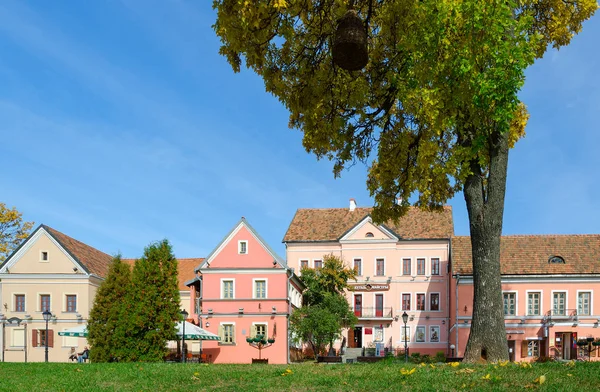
498,360,509,367
448,361,460,367
534,375,546,385
481,373,491,380
400,368,416,375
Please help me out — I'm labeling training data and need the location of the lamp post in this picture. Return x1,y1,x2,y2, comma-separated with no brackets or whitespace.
450,344,455,358
42,310,52,363
402,311,409,363
180,309,188,363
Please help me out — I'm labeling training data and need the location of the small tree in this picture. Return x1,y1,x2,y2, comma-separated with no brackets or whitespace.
0,203,34,261
87,255,131,362
122,239,181,362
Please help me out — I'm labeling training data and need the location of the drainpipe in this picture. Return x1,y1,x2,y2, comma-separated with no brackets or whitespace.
286,266,293,364
455,273,460,357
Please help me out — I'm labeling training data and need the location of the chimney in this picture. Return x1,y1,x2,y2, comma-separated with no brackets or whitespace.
349,198,357,211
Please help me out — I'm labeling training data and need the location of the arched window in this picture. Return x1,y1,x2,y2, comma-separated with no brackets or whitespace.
365,232,374,238
548,256,565,264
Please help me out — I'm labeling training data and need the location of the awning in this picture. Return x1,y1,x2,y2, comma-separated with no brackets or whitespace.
58,325,88,337
176,321,220,341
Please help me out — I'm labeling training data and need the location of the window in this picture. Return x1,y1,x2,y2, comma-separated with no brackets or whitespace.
503,292,516,316
527,340,540,357
553,292,566,316
254,280,266,299
578,292,591,316
300,260,308,270
401,326,411,343
34,329,53,348
220,324,235,344
375,258,385,276
40,251,49,262
40,294,51,312
365,232,374,238
15,294,25,312
527,292,540,316
314,260,323,270
417,259,426,275
253,324,267,338
548,256,565,264
238,241,247,254
416,294,425,311
431,258,440,275
430,293,440,311
222,280,234,299
402,294,411,311
402,259,411,275
374,326,383,342
353,258,362,275
66,295,77,312
354,294,362,317
415,326,426,342
375,294,384,317
429,326,440,343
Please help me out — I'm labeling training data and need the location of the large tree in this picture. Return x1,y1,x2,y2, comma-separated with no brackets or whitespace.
213,0,597,361
0,203,34,261
122,240,181,362
87,255,132,362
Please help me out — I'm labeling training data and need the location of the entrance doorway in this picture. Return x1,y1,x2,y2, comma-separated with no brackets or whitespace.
350,327,362,348
507,340,516,362
555,332,577,360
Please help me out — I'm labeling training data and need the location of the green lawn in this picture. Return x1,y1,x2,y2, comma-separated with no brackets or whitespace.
0,360,598,391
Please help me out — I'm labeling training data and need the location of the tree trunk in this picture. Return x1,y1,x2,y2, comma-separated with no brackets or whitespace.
462,129,509,363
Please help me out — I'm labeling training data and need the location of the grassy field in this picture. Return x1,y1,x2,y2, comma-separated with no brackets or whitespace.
0,360,598,391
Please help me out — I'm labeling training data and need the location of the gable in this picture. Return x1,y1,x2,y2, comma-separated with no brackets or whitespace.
341,218,397,242
1,229,85,274
206,225,281,269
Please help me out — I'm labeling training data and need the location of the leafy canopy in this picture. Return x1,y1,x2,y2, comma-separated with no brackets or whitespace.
0,203,34,261
214,0,597,221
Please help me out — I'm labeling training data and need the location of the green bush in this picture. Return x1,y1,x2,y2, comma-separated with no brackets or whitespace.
435,351,446,363
409,352,422,363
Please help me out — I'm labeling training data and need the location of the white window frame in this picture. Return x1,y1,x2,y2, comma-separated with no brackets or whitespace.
577,290,593,316
416,258,427,276
373,293,385,317
429,325,440,343
13,293,26,313
401,325,411,343
415,326,426,343
415,292,426,311
373,326,384,342
353,258,363,276
526,291,542,316
299,259,309,270
401,292,411,311
253,278,268,299
251,322,268,338
221,279,235,299
429,292,441,312
63,293,78,313
502,291,518,316
527,340,540,357
430,258,441,276
552,291,567,316
40,250,49,263
313,259,323,270
402,258,412,276
37,293,52,312
238,240,248,255
374,257,386,276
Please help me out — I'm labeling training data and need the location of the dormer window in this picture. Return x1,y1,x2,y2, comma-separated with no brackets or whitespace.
238,241,248,254
548,256,565,264
365,232,374,238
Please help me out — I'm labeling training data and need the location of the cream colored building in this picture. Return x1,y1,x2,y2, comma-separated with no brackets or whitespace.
0,225,112,362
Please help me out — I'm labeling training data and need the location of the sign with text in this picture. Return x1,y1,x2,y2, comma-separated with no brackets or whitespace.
350,283,390,292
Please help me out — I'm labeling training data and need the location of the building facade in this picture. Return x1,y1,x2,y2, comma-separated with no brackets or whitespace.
283,200,454,357
186,218,303,364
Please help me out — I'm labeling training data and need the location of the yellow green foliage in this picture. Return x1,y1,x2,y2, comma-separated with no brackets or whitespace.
0,203,34,261
213,0,596,222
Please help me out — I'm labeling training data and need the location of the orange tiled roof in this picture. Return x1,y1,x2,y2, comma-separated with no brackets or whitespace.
283,206,454,242
452,235,600,275
43,225,113,278
123,257,203,291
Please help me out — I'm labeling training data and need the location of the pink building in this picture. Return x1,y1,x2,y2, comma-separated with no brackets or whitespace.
283,200,454,357
186,218,303,364
450,235,600,361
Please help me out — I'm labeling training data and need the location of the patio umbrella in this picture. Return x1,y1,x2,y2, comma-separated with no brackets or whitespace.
175,321,220,340
58,324,88,337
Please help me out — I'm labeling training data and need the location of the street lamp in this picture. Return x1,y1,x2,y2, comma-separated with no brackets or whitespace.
180,309,188,363
450,344,456,358
402,311,409,363
42,310,52,363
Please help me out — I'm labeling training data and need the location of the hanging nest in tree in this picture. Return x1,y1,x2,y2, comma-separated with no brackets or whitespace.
332,10,368,71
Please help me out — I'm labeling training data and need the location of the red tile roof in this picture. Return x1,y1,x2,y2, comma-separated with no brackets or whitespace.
123,257,203,291
283,206,454,242
452,235,600,275
43,225,113,278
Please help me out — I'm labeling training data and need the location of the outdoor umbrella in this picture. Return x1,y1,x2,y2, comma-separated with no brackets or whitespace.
58,324,88,337
175,321,220,340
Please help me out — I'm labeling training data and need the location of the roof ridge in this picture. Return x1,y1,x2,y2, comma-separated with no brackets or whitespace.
42,224,112,258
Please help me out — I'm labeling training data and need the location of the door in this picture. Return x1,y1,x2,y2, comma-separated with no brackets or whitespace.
375,294,383,317
354,295,362,317
562,333,571,360
353,327,362,348
507,340,516,362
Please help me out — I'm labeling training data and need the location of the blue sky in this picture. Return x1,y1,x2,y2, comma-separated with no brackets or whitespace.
1,1,598,260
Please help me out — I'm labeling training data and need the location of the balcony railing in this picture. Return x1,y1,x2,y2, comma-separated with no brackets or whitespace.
543,309,578,323
353,307,393,319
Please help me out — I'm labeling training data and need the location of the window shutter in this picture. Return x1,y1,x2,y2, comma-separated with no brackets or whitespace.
521,340,528,358
32,329,38,347
232,325,236,343
48,330,54,348
251,325,257,338
218,325,224,342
